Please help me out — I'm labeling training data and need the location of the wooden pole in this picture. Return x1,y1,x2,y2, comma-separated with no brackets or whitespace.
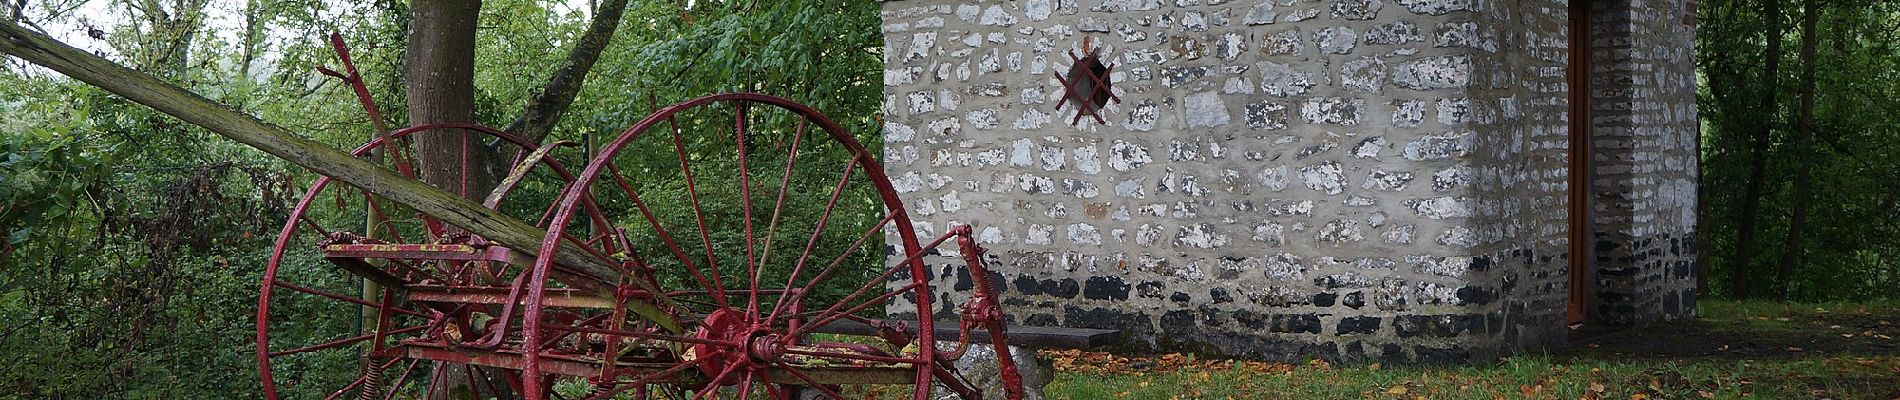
0,21,680,332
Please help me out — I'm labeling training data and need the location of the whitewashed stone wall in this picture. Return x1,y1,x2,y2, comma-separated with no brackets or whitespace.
879,0,1697,363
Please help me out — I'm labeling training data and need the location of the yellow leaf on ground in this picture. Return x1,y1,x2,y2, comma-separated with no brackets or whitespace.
1387,385,1409,395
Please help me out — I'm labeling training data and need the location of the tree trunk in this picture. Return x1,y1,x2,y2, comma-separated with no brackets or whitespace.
407,0,500,200
403,1,512,398
1731,0,1786,300
1777,0,1821,301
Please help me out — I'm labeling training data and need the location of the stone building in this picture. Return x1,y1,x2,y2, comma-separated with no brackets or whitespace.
880,0,1699,363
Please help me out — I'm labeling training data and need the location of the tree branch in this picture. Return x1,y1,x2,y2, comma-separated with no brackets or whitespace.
501,0,629,145
0,19,681,332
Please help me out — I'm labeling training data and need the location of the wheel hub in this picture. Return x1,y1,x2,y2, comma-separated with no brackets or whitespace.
692,309,780,385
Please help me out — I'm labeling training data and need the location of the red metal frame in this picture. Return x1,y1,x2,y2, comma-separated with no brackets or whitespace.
262,44,1025,398
1053,37,1120,125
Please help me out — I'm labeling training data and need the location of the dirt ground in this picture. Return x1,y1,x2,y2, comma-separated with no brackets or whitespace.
1568,306,1899,359
1563,304,1900,399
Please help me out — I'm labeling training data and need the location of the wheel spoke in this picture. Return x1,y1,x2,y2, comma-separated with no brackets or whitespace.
692,363,744,400
735,371,756,400
663,112,731,305
381,358,424,400
752,117,805,310
761,380,789,400
734,100,762,320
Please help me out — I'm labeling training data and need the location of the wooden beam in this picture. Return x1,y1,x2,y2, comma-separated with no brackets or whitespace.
0,21,680,333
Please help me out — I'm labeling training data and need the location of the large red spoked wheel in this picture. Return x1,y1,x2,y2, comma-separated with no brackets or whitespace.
520,94,1016,399
257,124,605,399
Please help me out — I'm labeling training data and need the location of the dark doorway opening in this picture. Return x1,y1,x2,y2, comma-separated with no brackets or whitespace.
1566,0,1593,327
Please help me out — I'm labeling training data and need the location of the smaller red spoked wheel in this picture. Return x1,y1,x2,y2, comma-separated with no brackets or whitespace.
256,124,604,400
518,94,1019,400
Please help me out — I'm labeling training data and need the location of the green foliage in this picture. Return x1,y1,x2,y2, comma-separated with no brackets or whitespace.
1,0,883,397
1697,0,1900,300
0,80,292,398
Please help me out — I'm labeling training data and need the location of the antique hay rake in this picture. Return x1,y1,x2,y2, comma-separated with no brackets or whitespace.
255,94,1024,400
0,23,1024,400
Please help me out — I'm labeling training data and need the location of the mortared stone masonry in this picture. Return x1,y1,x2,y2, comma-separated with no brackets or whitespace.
879,0,1699,363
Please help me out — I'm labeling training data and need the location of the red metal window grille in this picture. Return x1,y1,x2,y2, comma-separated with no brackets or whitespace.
1053,37,1119,125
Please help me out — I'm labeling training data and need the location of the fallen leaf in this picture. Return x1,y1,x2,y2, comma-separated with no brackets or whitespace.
1589,381,1606,393
1387,386,1409,395
1631,394,1650,400
1697,390,1714,398
1519,384,1543,396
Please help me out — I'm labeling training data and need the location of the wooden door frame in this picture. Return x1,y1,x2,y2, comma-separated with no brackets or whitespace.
1566,0,1593,326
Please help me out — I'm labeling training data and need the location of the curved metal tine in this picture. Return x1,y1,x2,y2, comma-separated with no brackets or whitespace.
662,107,730,306
359,188,407,243
931,363,984,400
606,162,725,308
763,212,894,328
321,356,402,400
380,358,424,400
269,279,428,318
765,213,893,327
781,347,924,365
296,214,331,237
615,227,657,282
786,229,967,336
582,361,700,400
734,100,762,319
769,361,850,400
424,364,442,400
792,281,926,337
483,140,576,214
386,136,450,239
542,324,738,347
268,324,430,358
761,157,864,325
753,117,809,313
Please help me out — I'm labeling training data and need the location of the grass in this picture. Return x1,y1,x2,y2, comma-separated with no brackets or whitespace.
1039,300,1900,400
